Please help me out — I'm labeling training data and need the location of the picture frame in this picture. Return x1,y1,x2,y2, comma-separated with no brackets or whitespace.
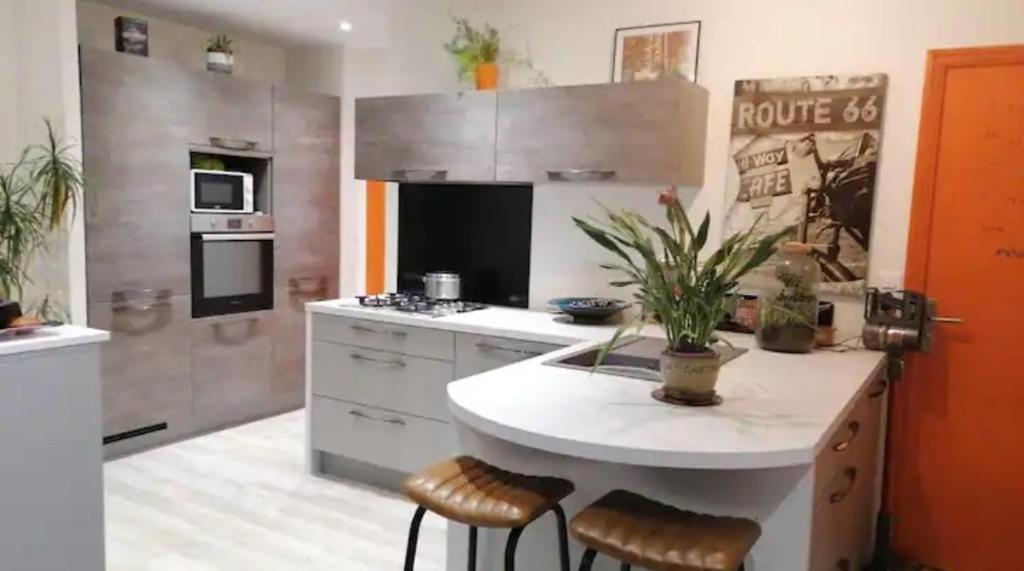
115,16,149,57
612,21,701,83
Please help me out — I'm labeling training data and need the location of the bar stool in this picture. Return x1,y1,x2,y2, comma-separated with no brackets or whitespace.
402,455,574,571
570,490,761,571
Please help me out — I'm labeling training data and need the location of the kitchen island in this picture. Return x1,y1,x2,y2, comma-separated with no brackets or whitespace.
306,299,886,570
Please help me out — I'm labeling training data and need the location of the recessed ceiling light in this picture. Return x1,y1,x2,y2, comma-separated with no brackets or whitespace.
339,20,353,32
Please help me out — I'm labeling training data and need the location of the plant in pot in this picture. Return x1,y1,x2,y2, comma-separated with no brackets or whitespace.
444,16,501,90
206,33,235,74
0,120,84,329
755,242,820,353
573,189,790,404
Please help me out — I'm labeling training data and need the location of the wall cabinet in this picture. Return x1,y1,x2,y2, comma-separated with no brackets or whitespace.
200,73,273,150
80,48,194,303
355,91,498,182
353,79,708,186
495,78,708,185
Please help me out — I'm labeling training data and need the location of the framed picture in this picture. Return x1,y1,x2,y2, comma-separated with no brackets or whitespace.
115,16,149,57
612,21,701,83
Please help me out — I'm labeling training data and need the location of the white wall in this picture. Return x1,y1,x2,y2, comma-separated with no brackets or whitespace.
77,0,287,82
0,0,84,323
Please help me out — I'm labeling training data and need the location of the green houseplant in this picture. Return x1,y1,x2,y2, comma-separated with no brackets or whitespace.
0,120,83,306
444,16,501,90
206,33,235,74
574,189,790,401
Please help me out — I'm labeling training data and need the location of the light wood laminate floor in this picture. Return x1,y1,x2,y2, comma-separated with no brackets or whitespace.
104,411,446,570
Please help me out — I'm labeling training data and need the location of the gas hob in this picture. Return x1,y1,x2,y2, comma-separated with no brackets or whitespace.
354,293,486,318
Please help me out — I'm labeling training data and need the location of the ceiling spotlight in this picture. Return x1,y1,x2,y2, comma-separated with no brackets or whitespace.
339,20,353,32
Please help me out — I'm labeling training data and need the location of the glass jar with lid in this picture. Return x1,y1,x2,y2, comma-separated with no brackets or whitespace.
756,242,820,353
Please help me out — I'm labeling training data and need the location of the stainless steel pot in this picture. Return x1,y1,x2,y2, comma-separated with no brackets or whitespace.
423,272,461,300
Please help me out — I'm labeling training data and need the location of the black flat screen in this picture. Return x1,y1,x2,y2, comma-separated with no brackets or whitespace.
398,184,532,308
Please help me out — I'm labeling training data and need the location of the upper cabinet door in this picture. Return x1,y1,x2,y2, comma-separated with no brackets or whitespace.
496,79,709,186
355,91,497,182
80,48,195,303
200,73,273,150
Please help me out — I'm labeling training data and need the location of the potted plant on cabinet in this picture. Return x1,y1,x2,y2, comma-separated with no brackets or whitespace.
0,120,84,329
444,16,501,90
206,33,235,74
574,189,790,404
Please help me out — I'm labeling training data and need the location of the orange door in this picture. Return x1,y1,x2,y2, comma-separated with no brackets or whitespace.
891,45,1024,570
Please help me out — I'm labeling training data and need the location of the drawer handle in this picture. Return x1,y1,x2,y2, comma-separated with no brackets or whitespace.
832,421,861,452
868,379,888,399
110,288,173,313
546,169,617,182
829,468,858,504
350,352,407,368
476,342,542,358
350,324,408,338
348,409,406,426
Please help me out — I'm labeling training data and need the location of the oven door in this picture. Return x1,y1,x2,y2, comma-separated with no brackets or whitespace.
191,233,274,318
191,170,253,214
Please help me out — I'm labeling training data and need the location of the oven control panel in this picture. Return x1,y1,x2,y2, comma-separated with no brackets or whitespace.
190,213,274,233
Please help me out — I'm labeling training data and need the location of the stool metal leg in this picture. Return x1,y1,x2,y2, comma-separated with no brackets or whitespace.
578,548,598,571
552,505,571,571
403,506,427,571
467,526,477,571
504,527,525,571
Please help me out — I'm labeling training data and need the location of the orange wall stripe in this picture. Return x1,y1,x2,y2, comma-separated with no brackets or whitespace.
365,180,387,294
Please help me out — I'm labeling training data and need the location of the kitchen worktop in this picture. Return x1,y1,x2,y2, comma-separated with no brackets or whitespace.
0,325,110,358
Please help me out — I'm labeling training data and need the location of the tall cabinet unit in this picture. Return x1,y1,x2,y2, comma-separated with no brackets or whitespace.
272,87,341,407
80,47,340,457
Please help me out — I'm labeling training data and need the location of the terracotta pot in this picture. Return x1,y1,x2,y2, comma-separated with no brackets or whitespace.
659,348,721,398
475,62,499,90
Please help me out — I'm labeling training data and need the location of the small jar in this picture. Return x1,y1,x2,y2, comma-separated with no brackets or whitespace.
756,242,820,353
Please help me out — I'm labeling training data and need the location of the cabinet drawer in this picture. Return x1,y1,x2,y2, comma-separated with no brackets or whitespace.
312,314,454,361
814,377,886,504
455,333,563,378
312,397,456,474
810,461,874,571
312,342,454,421
191,312,274,426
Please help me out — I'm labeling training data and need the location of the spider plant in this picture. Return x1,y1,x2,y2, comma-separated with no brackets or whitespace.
207,33,234,55
0,119,83,300
573,189,791,362
444,16,500,81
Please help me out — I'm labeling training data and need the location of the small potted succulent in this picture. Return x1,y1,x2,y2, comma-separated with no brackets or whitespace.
444,16,501,90
574,189,790,404
206,33,235,74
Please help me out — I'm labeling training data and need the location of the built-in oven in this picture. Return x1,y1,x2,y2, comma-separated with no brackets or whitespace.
191,169,255,214
190,215,274,318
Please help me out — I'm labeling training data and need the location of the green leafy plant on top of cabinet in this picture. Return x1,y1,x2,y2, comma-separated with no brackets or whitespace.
0,119,83,301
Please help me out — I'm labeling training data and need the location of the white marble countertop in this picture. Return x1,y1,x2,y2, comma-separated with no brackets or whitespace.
309,298,886,470
0,325,109,358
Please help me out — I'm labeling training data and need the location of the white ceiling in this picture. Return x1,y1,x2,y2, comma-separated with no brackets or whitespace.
90,0,401,47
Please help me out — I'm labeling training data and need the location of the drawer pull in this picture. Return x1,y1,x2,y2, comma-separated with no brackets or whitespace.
868,379,888,399
476,342,543,358
350,352,407,368
829,468,858,504
832,421,861,452
348,409,406,426
350,324,409,338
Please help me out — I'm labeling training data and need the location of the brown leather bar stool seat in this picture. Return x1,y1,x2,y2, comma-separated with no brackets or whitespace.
402,456,575,571
570,490,761,571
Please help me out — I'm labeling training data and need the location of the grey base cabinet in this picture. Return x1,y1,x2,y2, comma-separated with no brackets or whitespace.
309,314,565,484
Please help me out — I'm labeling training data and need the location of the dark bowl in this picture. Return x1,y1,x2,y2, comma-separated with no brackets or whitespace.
548,297,629,323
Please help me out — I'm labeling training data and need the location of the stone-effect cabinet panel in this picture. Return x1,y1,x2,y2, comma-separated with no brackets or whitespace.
200,73,273,150
80,48,195,303
88,295,193,452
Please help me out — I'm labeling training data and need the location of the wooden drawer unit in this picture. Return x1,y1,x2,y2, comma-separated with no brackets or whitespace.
312,397,456,474
455,333,564,378
312,314,455,361
814,378,886,504
312,342,455,421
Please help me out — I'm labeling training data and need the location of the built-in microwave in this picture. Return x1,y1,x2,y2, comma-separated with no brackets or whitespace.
191,169,255,214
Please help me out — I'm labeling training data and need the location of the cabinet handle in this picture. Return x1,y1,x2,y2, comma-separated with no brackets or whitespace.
350,352,407,368
832,421,861,452
829,468,858,504
110,288,173,312
350,324,408,338
546,169,617,182
475,342,542,358
348,409,406,426
868,379,888,399
288,276,328,296
392,169,448,182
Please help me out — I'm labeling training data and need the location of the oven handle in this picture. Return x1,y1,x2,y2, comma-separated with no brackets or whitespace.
200,233,275,241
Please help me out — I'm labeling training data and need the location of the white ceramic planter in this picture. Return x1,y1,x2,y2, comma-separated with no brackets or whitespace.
206,51,234,74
